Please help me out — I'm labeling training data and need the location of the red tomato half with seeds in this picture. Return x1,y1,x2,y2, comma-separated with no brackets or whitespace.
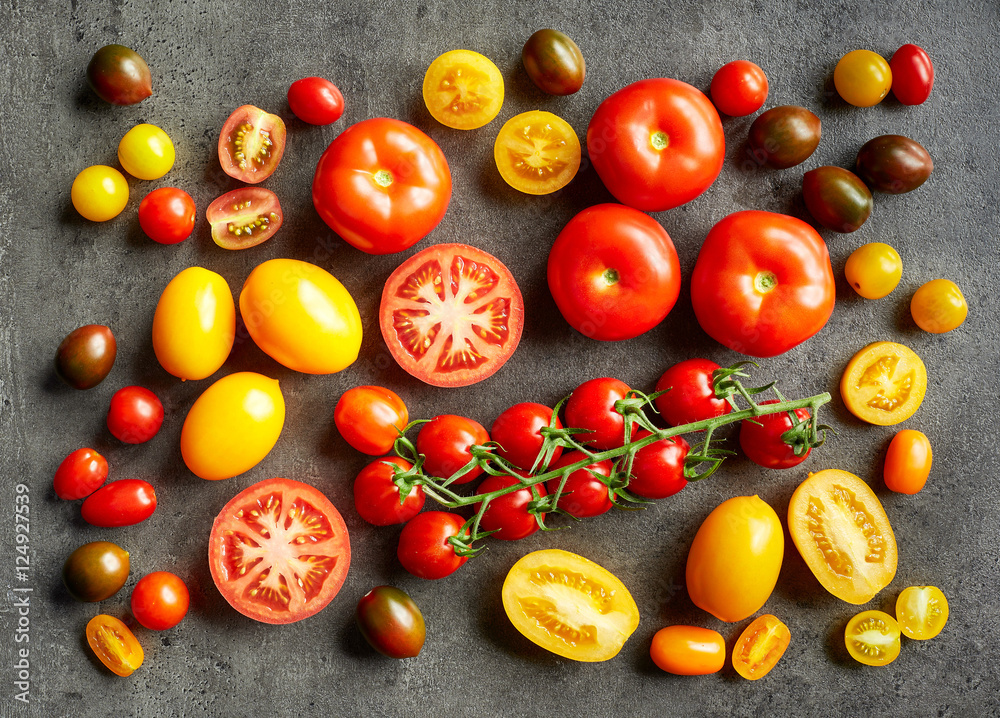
379,243,524,387
218,105,286,184
208,478,350,624
81,479,157,527
206,187,283,250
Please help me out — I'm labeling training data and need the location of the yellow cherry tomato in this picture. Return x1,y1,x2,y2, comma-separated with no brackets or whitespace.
883,429,932,494
71,165,129,221
685,495,783,623
834,50,892,107
494,110,581,195
845,610,900,666
239,259,362,375
896,585,949,640
181,372,285,480
841,341,927,425
422,49,504,130
910,278,968,333
844,242,902,299
152,267,235,381
118,123,175,180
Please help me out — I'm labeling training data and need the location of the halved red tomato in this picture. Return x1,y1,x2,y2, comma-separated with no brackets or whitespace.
379,243,524,387
218,105,287,184
206,188,283,250
208,478,350,624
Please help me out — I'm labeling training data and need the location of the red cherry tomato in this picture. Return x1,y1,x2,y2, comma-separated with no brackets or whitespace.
397,511,469,580
889,44,934,105
628,430,690,499
54,448,108,500
81,479,157,527
476,473,546,541
353,457,425,526
218,105,286,184
491,402,562,471
547,204,681,341
130,571,190,630
287,76,345,125
564,377,631,450
138,188,196,245
334,386,409,456
107,386,164,444
416,414,489,483
739,399,812,469
586,78,725,212
710,60,769,117
654,358,731,427
546,451,613,518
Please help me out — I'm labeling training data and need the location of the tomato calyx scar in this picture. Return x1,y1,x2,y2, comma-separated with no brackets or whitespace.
373,169,394,187
650,131,669,151
754,271,778,294
602,268,620,286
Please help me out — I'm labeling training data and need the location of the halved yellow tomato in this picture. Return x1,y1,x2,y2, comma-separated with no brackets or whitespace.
845,610,900,666
494,111,581,195
896,585,949,640
841,341,927,425
422,49,504,130
732,614,790,680
502,549,639,662
86,615,144,677
788,469,897,604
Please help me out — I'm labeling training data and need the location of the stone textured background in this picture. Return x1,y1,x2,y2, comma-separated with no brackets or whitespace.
2,0,998,716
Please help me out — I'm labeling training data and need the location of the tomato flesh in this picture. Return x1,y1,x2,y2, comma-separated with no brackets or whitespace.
494,111,581,195
840,341,927,425
207,188,283,250
896,585,949,640
86,615,144,677
732,614,790,680
218,105,287,184
422,49,504,130
845,610,901,666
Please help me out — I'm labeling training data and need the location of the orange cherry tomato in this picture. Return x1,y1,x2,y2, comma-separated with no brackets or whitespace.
650,625,726,675
334,386,408,456
883,429,932,494
86,615,144,677
732,614,791,680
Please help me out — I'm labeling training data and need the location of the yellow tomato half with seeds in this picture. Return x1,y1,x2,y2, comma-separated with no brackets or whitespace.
494,111,581,195
423,49,504,130
841,341,927,425
845,610,900,666
896,585,949,640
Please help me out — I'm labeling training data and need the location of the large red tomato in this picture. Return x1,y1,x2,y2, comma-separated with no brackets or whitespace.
586,78,725,212
547,204,680,341
690,211,835,357
313,118,451,254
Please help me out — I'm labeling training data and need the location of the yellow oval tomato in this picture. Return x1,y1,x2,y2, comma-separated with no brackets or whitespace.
502,549,639,662
181,372,285,480
71,165,129,221
896,585,949,640
910,278,968,333
118,123,175,180
844,242,902,299
685,495,783,623
494,110,581,195
650,625,725,675
788,469,897,604
152,267,235,381
884,429,932,494
86,614,144,677
732,614,791,680
845,610,900,666
422,49,504,130
841,341,927,425
834,50,892,107
239,259,362,375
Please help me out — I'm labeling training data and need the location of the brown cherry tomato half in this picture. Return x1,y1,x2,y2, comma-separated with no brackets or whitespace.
63,541,130,602
732,614,791,680
218,105,287,184
55,324,117,390
521,29,586,95
883,429,932,494
81,479,157,527
356,586,426,658
335,386,408,456
650,625,726,675
86,615,144,677
86,44,151,105
802,166,873,233
856,135,933,194
748,105,821,170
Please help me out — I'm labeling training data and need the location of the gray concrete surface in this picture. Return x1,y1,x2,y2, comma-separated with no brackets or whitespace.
2,0,998,716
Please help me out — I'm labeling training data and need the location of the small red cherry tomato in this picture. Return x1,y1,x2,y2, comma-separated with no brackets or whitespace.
81,479,157,527
739,399,812,469
130,571,190,630
546,451,613,518
475,473,546,541
107,386,164,444
54,448,108,500
491,403,562,471
416,414,489,483
138,188,196,245
710,60,769,116
397,511,469,580
335,386,409,456
564,377,631,450
654,358,731,427
353,457,425,526
889,44,934,105
628,431,689,499
288,76,345,125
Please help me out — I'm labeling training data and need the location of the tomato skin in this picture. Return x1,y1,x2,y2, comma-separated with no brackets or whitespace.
397,511,469,580
710,60,768,117
910,278,967,333
87,44,151,105
86,615,144,677
118,123,175,180
522,29,585,95
546,452,613,518
747,105,821,169
356,586,426,658
71,165,129,222
218,105,286,184
690,210,835,358
845,610,900,666
491,403,562,471
494,111,581,195
587,78,725,212
55,324,116,390
896,585,948,640
107,386,164,444
739,399,812,470
654,358,730,427
54,448,108,500
628,431,689,499
313,117,452,254
650,626,726,675
884,429,932,494
139,188,196,245
802,166,873,233
353,457,425,526
130,571,190,630
890,44,934,105
206,187,283,250
564,377,631,450
845,242,903,299
335,386,408,456
63,541,130,602
287,77,345,125
416,414,489,483
841,341,927,425
547,204,681,341
732,614,791,680
834,50,892,107
81,479,157,527
476,473,546,541
856,134,933,194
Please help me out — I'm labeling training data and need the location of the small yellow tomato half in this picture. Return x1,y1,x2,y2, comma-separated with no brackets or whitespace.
118,123,176,180
910,278,968,333
685,495,784,622
845,610,900,666
152,267,235,381
71,165,129,221
181,372,285,480
896,585,949,640
423,49,504,130
844,242,902,299
240,259,362,375
494,110,581,195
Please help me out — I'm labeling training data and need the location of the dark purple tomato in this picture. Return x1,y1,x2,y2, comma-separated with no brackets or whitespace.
86,44,152,105
802,166,873,233
522,29,586,95
748,105,821,170
81,479,157,527
856,135,933,194
55,324,117,390
62,541,130,602
356,586,426,658
890,44,934,105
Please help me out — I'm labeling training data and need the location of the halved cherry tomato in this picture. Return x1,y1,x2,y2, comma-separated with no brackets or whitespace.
208,478,350,624
896,585,948,640
650,625,725,675
422,49,504,130
844,242,903,299
81,479,157,527
494,111,581,195
503,549,639,662
218,105,286,184
890,44,934,105
834,50,892,107
55,324,117,390
138,187,196,245
416,414,489,482
335,386,408,456
86,615,144,677
130,571,190,630
353,457,424,526
910,278,967,333
491,402,562,471
546,451,613,518
475,472,546,541
397,511,469,580
107,386,163,444
841,341,927,425
710,60,768,117
379,243,524,387
732,614,790,680
206,188,283,250
356,586,426,658
653,358,730,427
287,76,345,125
845,610,900,666
54,447,108,500
884,429,932,494
739,400,812,470
564,377,631,450
788,469,897,604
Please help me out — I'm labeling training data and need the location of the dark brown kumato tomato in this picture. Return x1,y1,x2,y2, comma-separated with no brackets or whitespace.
802,166,873,233
522,29,586,95
748,105,821,169
55,324,117,390
86,44,152,105
356,586,426,658
63,541,130,602
856,135,933,194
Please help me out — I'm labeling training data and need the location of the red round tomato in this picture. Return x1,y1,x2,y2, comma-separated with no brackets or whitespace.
654,358,731,427
547,452,613,518
491,402,563,471
218,105,286,184
288,77,345,125
353,457,425,526
209,478,350,623
81,479,157,527
53,448,108,500
313,117,451,254
397,511,468,580
564,377,631,450
206,187,283,250
586,78,725,212
379,243,524,387
130,571,189,630
740,399,812,469
547,204,681,341
416,414,489,483
476,473,546,541
334,386,408,456
710,60,769,117
890,44,934,105
107,386,164,444
628,431,689,499
690,211,835,357
138,188,196,245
